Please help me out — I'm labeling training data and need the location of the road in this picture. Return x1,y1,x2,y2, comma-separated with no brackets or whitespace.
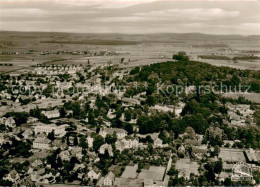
164,152,173,185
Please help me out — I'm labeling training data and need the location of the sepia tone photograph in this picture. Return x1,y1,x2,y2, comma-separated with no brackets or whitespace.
0,0,260,186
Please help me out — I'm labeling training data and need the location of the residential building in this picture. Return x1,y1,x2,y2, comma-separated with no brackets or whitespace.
205,126,223,139
99,128,127,139
4,170,20,185
27,117,38,123
41,109,60,119
87,137,94,148
245,148,260,163
103,172,115,186
5,117,16,128
87,168,101,181
70,147,83,160
33,137,51,150
0,117,7,125
99,143,113,157
34,124,68,137
115,137,139,152
151,104,174,113
175,102,185,117
59,150,71,161
154,138,163,148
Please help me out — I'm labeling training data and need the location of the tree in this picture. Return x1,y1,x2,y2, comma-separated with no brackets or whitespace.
167,166,178,176
47,130,55,141
88,109,96,125
9,140,32,158
111,119,123,128
72,102,81,118
213,145,220,157
79,136,88,149
147,95,155,106
144,135,153,143
105,134,117,144
93,135,104,152
59,107,66,118
124,110,132,122
148,143,154,154
137,115,150,134
230,74,240,87
169,176,185,186
66,135,70,146
0,167,9,182
56,156,63,169
5,112,29,126
254,109,260,126
224,178,232,185
124,123,133,134
0,180,12,186
172,53,189,61
185,127,196,138
181,114,209,134
130,67,140,75
214,159,223,174
73,136,78,146
178,51,186,56
159,130,169,144
204,163,216,182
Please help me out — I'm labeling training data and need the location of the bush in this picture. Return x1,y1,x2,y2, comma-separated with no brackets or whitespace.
5,112,29,126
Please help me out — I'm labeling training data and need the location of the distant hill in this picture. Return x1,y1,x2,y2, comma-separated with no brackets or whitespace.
1,31,259,44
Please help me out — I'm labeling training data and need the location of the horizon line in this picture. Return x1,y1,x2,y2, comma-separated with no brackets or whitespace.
1,30,260,37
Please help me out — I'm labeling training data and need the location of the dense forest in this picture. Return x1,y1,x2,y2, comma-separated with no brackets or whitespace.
129,57,260,93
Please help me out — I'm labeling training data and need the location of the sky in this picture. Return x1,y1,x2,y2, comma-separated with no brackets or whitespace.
0,0,260,35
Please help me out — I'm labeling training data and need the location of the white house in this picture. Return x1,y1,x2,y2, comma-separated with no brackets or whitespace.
115,138,139,152
41,95,46,100
175,107,183,117
99,143,113,157
33,137,51,150
22,129,33,139
87,169,101,181
87,137,94,148
34,124,68,137
175,102,185,117
41,109,60,119
0,134,5,145
31,159,43,168
99,128,127,139
122,98,140,105
0,117,7,125
27,117,38,124
154,138,163,148
70,147,83,160
151,104,174,113
59,150,71,161
68,69,76,74
103,172,115,186
4,170,20,185
125,138,139,148
5,117,16,128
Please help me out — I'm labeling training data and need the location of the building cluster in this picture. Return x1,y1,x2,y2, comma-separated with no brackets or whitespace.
227,103,255,126
33,65,83,75
0,62,259,186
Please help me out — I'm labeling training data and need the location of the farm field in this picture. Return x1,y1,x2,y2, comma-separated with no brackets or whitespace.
222,92,260,103
219,148,246,163
1,31,260,73
137,166,166,181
